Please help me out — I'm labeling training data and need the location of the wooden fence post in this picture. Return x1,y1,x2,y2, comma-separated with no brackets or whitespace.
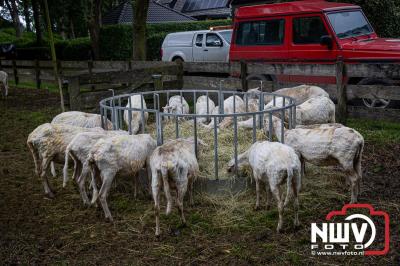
35,59,41,89
336,58,347,124
88,60,93,76
12,59,18,85
68,77,81,111
152,74,163,90
176,60,184,89
0,59,2,71
240,61,248,92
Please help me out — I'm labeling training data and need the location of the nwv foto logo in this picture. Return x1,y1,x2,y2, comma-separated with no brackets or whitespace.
311,204,390,256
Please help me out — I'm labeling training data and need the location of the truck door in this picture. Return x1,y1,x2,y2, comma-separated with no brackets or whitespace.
204,33,226,62
193,33,204,62
289,15,338,62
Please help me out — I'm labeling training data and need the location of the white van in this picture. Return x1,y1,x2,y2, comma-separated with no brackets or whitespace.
161,29,232,63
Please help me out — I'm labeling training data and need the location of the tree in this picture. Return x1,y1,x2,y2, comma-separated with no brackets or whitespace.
3,0,22,37
31,0,42,45
22,0,32,32
131,0,149,60
88,0,102,59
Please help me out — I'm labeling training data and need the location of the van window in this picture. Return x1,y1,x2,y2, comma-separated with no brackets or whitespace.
195,34,203,47
235,19,285,46
293,16,328,44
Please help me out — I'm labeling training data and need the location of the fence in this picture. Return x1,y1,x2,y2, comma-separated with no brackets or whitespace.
1,59,399,122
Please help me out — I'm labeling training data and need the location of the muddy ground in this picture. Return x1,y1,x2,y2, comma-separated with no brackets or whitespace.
0,88,399,265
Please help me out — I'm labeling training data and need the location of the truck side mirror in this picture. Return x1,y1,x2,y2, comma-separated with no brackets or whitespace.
320,35,333,50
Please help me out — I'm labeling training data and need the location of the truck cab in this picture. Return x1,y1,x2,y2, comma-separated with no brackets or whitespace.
162,29,232,63
230,0,400,108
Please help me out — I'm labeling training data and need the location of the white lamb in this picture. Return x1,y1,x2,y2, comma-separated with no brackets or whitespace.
62,130,129,204
149,137,201,237
89,134,157,221
270,117,364,203
163,95,189,120
27,123,104,198
195,95,215,124
123,95,149,134
227,141,302,232
52,111,113,130
0,70,8,97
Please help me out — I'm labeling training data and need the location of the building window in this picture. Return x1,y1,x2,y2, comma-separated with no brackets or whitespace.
235,19,285,46
293,16,328,44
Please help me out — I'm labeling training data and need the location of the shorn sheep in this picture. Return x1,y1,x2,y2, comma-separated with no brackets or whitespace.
163,95,189,120
123,95,149,134
0,70,8,97
270,117,364,203
195,95,215,124
52,111,113,130
27,123,104,198
227,141,302,232
89,134,157,221
264,85,329,105
63,130,129,204
206,95,246,129
150,137,201,237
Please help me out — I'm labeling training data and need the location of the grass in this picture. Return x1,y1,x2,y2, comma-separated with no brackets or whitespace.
8,80,60,93
0,88,399,265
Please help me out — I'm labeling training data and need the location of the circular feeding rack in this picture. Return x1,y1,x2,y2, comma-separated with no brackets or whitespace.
99,89,296,181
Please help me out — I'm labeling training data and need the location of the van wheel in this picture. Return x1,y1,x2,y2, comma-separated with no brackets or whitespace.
172,57,184,63
358,78,392,109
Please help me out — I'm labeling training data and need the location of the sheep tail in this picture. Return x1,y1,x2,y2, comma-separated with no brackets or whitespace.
284,167,294,207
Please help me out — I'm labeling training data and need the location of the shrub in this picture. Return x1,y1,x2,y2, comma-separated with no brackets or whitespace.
100,24,133,60
147,33,167,60
61,37,92,60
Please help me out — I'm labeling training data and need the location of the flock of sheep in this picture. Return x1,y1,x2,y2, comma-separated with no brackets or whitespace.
26,84,364,236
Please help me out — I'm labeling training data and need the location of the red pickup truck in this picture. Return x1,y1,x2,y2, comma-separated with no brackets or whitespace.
230,0,400,108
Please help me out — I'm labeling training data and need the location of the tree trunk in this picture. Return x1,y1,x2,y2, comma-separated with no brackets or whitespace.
69,17,76,39
32,0,42,45
88,0,102,60
5,0,22,37
132,0,149,60
22,0,32,32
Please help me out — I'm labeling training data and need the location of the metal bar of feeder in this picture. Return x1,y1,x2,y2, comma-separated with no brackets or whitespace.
233,92,236,113
252,113,256,143
118,97,122,130
193,91,196,114
293,105,297,128
100,107,104,129
288,100,293,130
128,96,133,134
260,93,265,129
175,115,179,139
214,117,218,180
281,109,285,144
140,93,145,133
245,93,249,112
194,116,198,158
234,115,238,178
206,91,210,114
269,112,273,141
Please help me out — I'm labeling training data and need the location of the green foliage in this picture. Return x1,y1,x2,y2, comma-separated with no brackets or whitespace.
99,20,232,60
61,37,92,60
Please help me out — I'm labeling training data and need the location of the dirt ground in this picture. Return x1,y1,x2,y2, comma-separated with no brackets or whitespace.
0,88,399,265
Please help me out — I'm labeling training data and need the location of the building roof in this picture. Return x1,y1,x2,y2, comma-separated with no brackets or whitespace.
103,0,196,25
235,0,360,19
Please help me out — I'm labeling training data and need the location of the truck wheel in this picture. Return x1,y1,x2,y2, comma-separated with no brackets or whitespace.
172,57,184,63
358,78,392,109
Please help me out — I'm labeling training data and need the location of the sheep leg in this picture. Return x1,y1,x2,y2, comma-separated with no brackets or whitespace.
271,186,284,233
133,172,138,199
253,171,261,210
177,168,188,225
265,182,272,210
41,157,55,199
152,169,162,237
349,171,360,204
188,177,194,206
90,167,100,206
27,141,40,177
77,162,91,205
50,162,57,178
293,172,300,228
98,171,116,221
161,168,173,215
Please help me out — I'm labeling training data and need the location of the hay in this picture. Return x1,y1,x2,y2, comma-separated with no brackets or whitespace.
147,119,266,180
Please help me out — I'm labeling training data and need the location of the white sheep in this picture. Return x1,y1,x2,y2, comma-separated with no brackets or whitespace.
163,95,189,120
123,95,149,134
52,111,113,130
149,137,201,237
27,123,104,198
227,141,302,232
270,117,364,203
264,85,329,105
206,95,246,129
89,134,157,221
195,95,215,124
62,130,129,204
0,70,8,97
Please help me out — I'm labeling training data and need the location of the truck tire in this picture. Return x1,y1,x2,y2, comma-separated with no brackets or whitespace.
358,78,392,109
172,57,184,63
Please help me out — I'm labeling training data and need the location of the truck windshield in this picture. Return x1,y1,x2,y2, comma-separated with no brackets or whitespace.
327,10,373,39
218,30,233,44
